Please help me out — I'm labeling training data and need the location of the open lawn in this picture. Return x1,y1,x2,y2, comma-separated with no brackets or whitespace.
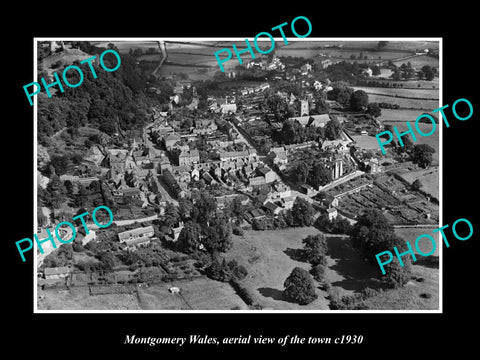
137,277,247,310
228,227,331,310
324,236,439,310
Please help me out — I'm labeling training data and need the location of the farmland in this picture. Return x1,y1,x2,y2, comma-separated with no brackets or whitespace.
354,86,439,99
394,167,440,199
137,277,247,310
37,286,141,310
366,94,438,110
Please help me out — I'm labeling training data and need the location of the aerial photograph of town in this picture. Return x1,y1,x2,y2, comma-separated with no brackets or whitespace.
35,39,440,311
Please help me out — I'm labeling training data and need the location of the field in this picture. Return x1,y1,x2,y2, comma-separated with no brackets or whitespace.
393,55,439,69
395,167,440,199
350,134,385,150
362,265,439,310
394,226,441,257
137,277,247,310
384,121,440,166
354,87,439,99
37,286,141,310
366,94,439,110
228,227,331,310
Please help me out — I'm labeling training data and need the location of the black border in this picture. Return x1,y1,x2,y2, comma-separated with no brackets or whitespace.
7,5,479,355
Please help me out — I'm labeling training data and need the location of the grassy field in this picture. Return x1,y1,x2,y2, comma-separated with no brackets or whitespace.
362,265,439,310
393,55,439,69
136,277,247,310
37,286,141,310
394,226,441,257
395,167,440,198
354,87,439,99
351,134,384,150
384,121,440,165
228,227,331,310
325,235,439,310
366,94,439,110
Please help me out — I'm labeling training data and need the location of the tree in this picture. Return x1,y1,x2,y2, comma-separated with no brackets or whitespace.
50,155,70,176
411,179,423,191
177,221,202,254
328,82,354,106
324,118,343,140
367,103,381,117
309,162,332,188
377,41,389,49
411,144,435,168
191,191,217,224
421,65,435,81
163,202,180,228
283,267,318,305
381,260,412,289
292,197,314,227
349,209,395,256
202,216,232,254
302,234,328,265
294,161,310,184
350,90,369,111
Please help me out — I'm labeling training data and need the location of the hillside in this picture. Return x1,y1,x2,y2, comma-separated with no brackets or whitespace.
37,44,157,149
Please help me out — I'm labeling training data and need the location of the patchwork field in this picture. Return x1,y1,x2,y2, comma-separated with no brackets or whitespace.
137,277,247,310
37,286,141,310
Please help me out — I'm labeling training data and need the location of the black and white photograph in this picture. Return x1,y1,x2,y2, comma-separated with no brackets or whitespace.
33,38,441,312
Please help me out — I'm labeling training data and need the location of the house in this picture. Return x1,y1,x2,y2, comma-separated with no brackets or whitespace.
123,236,152,250
220,103,237,114
250,209,266,220
163,133,181,150
363,68,373,77
191,167,200,181
249,176,266,187
299,184,315,195
264,201,282,215
314,57,332,70
169,222,184,242
176,149,200,167
118,187,141,199
256,166,278,183
44,266,69,280
118,226,155,243
163,169,182,197
326,207,338,220
202,171,216,185
278,196,296,210
118,226,155,249
270,182,291,199
270,147,288,167
194,119,218,135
